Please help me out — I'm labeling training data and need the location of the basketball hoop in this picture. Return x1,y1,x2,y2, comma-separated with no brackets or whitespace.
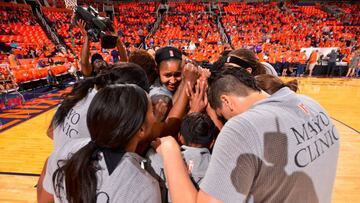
64,0,77,9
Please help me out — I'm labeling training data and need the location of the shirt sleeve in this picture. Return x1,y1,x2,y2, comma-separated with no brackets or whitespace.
200,117,261,203
42,153,55,195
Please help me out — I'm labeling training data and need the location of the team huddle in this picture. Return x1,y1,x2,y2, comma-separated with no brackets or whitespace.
35,38,339,203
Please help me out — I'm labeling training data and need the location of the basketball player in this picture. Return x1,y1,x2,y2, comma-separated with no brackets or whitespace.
153,67,339,203
38,84,161,202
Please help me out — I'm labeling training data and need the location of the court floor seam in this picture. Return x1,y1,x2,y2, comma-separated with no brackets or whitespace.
331,117,360,134
0,171,40,177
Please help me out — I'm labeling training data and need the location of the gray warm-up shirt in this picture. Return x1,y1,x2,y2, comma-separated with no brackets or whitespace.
200,87,339,203
147,145,211,202
43,138,161,203
53,88,97,150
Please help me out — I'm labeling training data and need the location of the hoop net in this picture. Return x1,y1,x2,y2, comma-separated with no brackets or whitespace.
64,0,77,9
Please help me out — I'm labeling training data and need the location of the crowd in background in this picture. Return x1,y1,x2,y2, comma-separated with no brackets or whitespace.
0,2,359,92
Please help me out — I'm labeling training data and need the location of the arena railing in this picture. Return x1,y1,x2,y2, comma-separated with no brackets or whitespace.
35,8,66,50
216,15,229,45
141,5,164,49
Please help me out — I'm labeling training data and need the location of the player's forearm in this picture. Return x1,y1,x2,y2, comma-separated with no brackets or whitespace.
80,36,92,76
206,105,224,131
46,121,53,139
172,81,184,104
117,39,128,62
166,81,188,121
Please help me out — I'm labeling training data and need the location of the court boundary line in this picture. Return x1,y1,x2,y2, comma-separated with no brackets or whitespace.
331,117,360,134
0,106,57,133
0,87,72,133
0,171,40,177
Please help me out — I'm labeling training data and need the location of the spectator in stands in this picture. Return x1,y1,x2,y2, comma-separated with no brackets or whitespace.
297,50,307,77
307,50,318,77
219,2,359,69
0,26,15,35
89,53,107,75
37,60,48,69
47,57,54,66
6,71,15,82
346,50,360,77
0,72,5,81
44,46,53,58
0,84,4,92
8,50,20,67
0,27,6,35
10,40,18,49
6,80,18,91
27,47,37,58
189,41,196,53
46,69,60,89
326,49,338,77
76,19,128,77
67,58,80,81
110,49,120,63
356,66,360,77
101,47,109,54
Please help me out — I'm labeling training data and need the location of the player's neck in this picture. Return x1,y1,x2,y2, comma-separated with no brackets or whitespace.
231,91,270,117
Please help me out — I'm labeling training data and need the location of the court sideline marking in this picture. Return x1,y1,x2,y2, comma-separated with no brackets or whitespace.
0,117,357,178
